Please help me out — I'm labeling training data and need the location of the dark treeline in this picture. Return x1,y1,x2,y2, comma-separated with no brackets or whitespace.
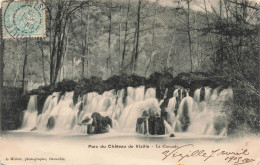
1,0,259,134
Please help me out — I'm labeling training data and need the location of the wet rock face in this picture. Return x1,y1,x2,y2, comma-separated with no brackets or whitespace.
136,112,165,135
87,112,112,134
200,87,205,102
179,101,190,131
81,117,91,124
170,133,175,137
30,127,37,131
136,118,148,134
47,116,55,130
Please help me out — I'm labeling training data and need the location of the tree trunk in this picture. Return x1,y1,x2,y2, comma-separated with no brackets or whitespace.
53,10,70,84
22,39,28,93
166,34,175,69
187,0,192,72
61,18,72,81
40,42,47,85
145,1,158,76
72,56,74,79
81,6,85,79
131,24,137,73
86,2,90,77
134,0,141,73
118,4,122,63
204,0,215,65
219,0,224,65
121,0,130,71
13,39,20,86
107,0,113,77
48,6,53,85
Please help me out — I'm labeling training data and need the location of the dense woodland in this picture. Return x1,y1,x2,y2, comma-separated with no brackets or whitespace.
1,0,259,134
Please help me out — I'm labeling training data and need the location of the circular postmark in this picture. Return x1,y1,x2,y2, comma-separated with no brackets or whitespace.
4,1,45,38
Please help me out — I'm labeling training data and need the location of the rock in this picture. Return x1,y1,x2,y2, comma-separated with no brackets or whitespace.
88,112,112,134
57,79,77,92
136,116,165,135
179,100,190,131
87,124,95,134
148,116,156,135
142,111,149,117
81,117,91,124
154,117,165,135
102,116,112,128
170,133,175,137
160,100,168,121
160,109,167,121
200,87,205,101
30,127,37,131
136,117,147,134
214,115,227,135
47,116,55,130
37,94,50,114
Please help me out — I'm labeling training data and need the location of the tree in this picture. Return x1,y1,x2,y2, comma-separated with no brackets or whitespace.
22,39,28,93
133,0,142,73
46,0,88,85
121,0,131,71
36,38,48,85
187,0,193,72
107,0,113,76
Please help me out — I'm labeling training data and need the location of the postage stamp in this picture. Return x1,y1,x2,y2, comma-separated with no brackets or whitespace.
2,1,46,39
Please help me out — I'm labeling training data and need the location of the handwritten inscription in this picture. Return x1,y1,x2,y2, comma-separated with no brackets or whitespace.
162,144,255,165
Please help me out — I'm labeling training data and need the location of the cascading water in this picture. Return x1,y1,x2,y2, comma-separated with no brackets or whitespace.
37,92,60,130
21,85,233,137
166,87,232,136
21,95,38,130
50,91,77,131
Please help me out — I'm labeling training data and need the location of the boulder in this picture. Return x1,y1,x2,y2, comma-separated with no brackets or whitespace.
30,127,37,131
154,117,165,135
87,124,95,134
170,133,175,137
200,87,205,102
87,112,112,134
136,117,148,134
179,100,190,131
136,115,165,135
148,116,156,135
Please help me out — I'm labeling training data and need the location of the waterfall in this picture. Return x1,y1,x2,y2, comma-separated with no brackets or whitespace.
166,97,177,125
21,95,38,130
51,92,77,131
118,98,160,132
21,85,233,136
37,92,60,130
194,88,201,102
166,87,232,136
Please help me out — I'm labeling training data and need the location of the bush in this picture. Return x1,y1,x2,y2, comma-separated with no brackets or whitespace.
1,87,28,130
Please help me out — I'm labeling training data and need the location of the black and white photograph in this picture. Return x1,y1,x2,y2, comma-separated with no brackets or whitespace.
0,0,259,164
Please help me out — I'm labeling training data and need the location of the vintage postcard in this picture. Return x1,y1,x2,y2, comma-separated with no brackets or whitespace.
0,0,259,165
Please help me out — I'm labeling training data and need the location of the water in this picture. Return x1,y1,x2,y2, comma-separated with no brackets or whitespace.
21,95,38,130
21,86,233,137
